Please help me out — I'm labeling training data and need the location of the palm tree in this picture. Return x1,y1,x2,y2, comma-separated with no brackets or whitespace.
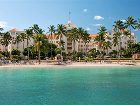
82,30,90,54
113,20,125,59
48,25,56,59
32,24,44,64
125,16,137,56
113,32,121,57
69,28,79,53
19,32,27,61
33,34,43,64
77,27,84,52
136,19,140,30
113,20,124,32
0,32,12,51
57,24,67,58
68,28,79,60
103,40,111,55
95,26,107,58
123,30,131,49
125,16,137,34
20,33,27,51
25,28,33,61
14,34,22,49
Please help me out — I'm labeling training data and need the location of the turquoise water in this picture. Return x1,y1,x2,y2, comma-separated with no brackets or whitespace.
0,67,140,105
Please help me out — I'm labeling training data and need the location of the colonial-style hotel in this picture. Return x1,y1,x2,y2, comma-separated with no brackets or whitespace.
0,20,137,55
46,20,137,54
46,20,99,54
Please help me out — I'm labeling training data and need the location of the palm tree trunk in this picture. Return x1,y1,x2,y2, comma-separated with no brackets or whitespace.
73,40,75,53
38,43,41,64
5,46,7,52
117,44,120,63
51,33,53,59
107,48,108,55
23,39,25,61
23,40,25,50
17,42,18,49
79,39,81,52
27,38,29,61
84,42,86,54
73,40,76,60
129,27,133,61
60,34,63,61
100,46,102,64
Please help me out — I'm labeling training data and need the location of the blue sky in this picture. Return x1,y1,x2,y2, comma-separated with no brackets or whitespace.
0,0,140,40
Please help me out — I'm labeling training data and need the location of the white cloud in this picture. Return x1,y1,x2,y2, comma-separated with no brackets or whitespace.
121,19,126,23
86,27,90,31
92,24,102,27
94,16,104,20
0,21,7,28
83,9,88,12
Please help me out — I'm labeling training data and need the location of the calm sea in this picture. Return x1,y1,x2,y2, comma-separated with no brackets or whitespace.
0,67,140,105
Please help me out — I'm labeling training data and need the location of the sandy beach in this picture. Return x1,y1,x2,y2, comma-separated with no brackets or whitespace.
0,61,139,68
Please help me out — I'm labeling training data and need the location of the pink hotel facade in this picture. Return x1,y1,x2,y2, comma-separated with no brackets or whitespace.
0,21,137,54
46,21,137,54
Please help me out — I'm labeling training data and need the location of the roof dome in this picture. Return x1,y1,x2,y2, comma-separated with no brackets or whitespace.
64,20,76,30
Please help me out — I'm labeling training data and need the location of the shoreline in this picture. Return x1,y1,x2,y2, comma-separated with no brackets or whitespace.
0,62,139,68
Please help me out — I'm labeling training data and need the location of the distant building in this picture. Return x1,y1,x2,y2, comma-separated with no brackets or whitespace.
77,34,98,52
0,28,34,54
8,28,25,52
46,20,98,54
0,25,137,57
46,20,77,54
109,30,137,52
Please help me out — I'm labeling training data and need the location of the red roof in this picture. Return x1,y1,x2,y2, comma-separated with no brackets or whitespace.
89,34,97,38
9,28,18,32
46,34,59,40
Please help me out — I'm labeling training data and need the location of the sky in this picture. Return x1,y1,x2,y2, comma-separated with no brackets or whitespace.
0,0,140,40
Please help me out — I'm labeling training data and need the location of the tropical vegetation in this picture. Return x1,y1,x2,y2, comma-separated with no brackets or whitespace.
0,16,140,64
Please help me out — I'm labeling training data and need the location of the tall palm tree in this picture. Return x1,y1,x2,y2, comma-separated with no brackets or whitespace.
25,28,33,61
69,28,79,53
123,30,131,49
95,26,107,58
67,27,79,60
113,20,125,59
14,34,22,49
125,16,137,33
33,34,43,64
20,33,27,51
136,19,140,30
77,27,84,52
113,32,121,57
81,30,90,54
48,25,56,59
0,32,12,51
103,40,111,55
57,24,67,58
113,20,124,32
125,16,137,56
32,24,44,64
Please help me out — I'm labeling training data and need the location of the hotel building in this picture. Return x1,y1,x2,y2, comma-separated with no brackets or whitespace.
0,23,137,56
46,20,98,54
0,28,34,54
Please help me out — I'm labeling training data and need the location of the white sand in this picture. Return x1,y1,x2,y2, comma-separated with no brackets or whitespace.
0,62,139,68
